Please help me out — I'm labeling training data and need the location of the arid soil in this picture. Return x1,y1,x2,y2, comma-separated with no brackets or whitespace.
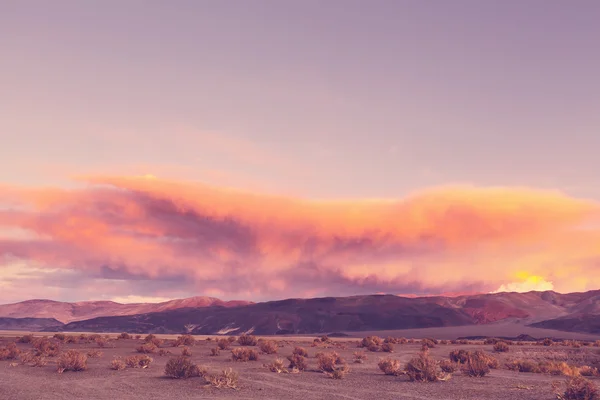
1,333,599,400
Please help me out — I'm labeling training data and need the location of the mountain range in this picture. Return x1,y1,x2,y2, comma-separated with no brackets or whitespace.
2,290,600,336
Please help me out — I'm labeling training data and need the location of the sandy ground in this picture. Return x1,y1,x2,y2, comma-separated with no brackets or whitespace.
1,333,598,400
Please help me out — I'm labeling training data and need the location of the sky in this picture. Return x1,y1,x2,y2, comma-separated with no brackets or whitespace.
1,1,600,303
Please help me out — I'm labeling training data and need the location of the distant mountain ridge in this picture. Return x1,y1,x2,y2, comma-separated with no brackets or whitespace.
3,290,600,335
0,296,252,324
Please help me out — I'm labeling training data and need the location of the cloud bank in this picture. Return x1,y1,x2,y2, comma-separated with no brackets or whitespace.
1,175,599,302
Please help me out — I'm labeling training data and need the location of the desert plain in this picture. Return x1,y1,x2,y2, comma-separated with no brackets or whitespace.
2,331,600,400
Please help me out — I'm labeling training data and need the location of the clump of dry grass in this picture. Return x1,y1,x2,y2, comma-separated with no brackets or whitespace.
0,343,20,360
258,339,278,354
181,347,192,357
266,358,287,373
316,351,345,372
125,355,153,368
580,366,599,377
208,368,239,389
506,359,542,373
461,351,491,377
110,358,126,370
136,342,157,354
353,351,367,364
539,361,580,377
87,350,103,358
554,376,600,400
493,341,510,353
164,356,207,379
210,347,221,356
326,365,350,379
231,348,259,362
217,338,231,350
238,334,258,346
405,350,446,382
440,359,458,373
287,354,308,370
57,350,87,373
378,358,403,376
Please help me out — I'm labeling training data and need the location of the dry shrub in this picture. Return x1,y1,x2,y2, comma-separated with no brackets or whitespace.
0,343,20,360
543,338,554,347
384,337,398,344
405,350,446,382
164,356,207,379
494,341,510,353
378,358,403,376
440,359,458,373
87,350,103,358
95,337,110,348
31,356,47,367
326,365,350,379
205,337,213,342
555,376,600,400
353,351,367,364
580,366,599,377
208,368,239,389
125,355,153,368
449,349,471,364
231,348,259,362
143,334,163,347
118,333,132,340
175,334,195,347
158,349,171,356
539,361,580,377
316,351,345,372
137,342,157,354
293,346,309,357
135,335,141,340
110,358,126,370
484,338,500,345
33,338,60,357
18,335,34,344
258,339,278,354
19,351,35,364
181,347,192,357
210,347,221,356
217,338,231,350
360,336,382,350
421,338,436,349
381,342,395,353
507,360,541,373
287,354,308,370
53,333,66,341
57,350,87,373
227,336,237,343
238,334,258,346
461,351,491,377
266,358,287,373
368,344,380,352
440,340,449,345
594,341,600,348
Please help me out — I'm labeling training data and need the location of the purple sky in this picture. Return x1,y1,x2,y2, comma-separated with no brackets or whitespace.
1,1,600,303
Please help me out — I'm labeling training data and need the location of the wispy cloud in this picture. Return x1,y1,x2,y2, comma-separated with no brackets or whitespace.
1,175,599,302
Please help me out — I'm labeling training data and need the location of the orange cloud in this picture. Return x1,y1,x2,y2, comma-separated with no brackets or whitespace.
1,175,599,301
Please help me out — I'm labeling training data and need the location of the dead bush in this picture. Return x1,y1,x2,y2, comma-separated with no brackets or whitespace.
378,358,403,376
181,347,192,357
507,359,541,373
210,347,221,356
555,376,600,400
266,358,287,373
53,333,66,341
493,341,510,353
326,365,350,379
381,342,395,353
227,336,237,343
57,350,87,373
421,338,436,349
158,349,171,356
33,338,60,357
143,334,163,347
231,347,259,362
136,342,157,354
18,335,34,344
125,355,153,368
316,351,345,372
0,343,20,360
360,336,382,349
135,335,142,340
353,351,367,364
164,356,207,379
208,368,239,389
87,350,103,358
580,366,599,377
110,358,126,370
31,356,47,367
293,346,309,357
217,338,231,350
175,334,195,347
118,333,132,340
449,349,471,364
238,334,258,346
440,359,458,373
405,350,445,382
287,354,308,370
539,361,580,377
543,338,554,347
258,339,278,354
461,351,490,377
384,337,398,344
